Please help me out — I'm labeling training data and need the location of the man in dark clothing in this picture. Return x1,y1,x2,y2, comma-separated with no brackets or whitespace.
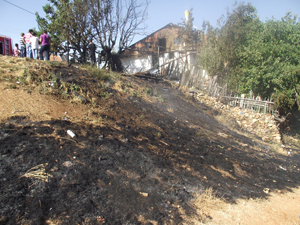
88,39,96,67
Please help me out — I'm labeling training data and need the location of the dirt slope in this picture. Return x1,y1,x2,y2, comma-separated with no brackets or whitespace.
0,56,299,224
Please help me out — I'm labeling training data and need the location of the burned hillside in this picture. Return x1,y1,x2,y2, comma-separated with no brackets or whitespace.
0,56,299,225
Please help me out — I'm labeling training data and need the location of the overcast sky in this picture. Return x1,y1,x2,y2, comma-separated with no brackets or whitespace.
1,0,299,48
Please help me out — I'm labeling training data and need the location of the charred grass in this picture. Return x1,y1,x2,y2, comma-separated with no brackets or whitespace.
0,55,300,224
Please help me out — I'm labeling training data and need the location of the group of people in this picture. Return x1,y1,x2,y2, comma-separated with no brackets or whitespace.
14,29,51,61
13,30,99,67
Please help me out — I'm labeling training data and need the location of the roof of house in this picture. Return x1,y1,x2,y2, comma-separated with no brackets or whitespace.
125,23,181,50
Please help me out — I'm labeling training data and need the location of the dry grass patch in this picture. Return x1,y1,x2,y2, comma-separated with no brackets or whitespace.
205,188,300,225
19,163,53,183
181,187,300,225
181,187,227,224
210,165,237,180
182,187,300,225
0,56,53,81
167,107,174,113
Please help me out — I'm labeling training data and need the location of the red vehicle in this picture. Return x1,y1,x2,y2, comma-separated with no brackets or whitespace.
0,34,13,56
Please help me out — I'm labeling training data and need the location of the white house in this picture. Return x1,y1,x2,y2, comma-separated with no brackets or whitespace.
120,23,198,77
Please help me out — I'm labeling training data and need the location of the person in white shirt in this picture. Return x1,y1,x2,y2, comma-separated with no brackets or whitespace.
30,33,39,59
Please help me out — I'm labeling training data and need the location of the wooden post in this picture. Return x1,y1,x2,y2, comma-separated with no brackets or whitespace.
264,102,267,113
240,94,245,108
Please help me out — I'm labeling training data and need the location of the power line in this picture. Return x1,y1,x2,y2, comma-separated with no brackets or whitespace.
3,0,35,15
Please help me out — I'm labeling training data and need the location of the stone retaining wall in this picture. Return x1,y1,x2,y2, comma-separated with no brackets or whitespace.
196,93,281,143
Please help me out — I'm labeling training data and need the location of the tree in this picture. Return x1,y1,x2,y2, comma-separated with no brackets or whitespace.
197,20,222,77
90,0,149,54
37,0,149,68
177,8,199,50
90,0,149,70
196,3,300,113
237,12,300,113
197,2,257,89
36,0,64,55
36,0,93,63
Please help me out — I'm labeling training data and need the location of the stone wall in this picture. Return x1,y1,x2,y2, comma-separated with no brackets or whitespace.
196,93,281,143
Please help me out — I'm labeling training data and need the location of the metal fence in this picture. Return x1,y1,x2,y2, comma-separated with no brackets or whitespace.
159,55,276,115
183,68,275,114
221,96,275,114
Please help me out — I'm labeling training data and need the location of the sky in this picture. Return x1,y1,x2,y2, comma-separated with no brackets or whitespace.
0,0,299,48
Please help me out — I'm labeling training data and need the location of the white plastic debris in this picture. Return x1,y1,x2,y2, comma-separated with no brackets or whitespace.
44,81,55,87
67,130,76,138
279,165,287,171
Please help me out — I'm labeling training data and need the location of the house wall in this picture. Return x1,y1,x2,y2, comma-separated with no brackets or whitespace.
121,24,184,58
121,55,152,74
120,23,198,75
121,50,198,75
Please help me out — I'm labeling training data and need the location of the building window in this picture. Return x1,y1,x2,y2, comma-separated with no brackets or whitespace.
158,38,166,52
146,42,152,49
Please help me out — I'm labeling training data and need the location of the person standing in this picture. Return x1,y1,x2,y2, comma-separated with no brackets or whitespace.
39,30,51,60
19,33,26,58
30,33,39,59
24,29,33,58
88,39,96,67
14,44,20,57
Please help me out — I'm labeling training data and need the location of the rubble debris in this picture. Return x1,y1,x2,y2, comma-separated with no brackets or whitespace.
123,71,164,82
196,94,282,143
263,188,270,194
63,161,74,167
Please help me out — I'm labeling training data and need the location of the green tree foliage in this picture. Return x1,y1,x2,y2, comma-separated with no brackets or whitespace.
198,2,300,113
198,21,222,77
198,2,257,86
36,0,149,66
36,0,93,63
237,12,300,113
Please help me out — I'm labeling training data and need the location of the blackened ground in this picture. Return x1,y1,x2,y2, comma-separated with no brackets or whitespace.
0,79,299,225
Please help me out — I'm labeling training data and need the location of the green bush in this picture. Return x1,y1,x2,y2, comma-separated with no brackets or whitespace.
83,65,111,81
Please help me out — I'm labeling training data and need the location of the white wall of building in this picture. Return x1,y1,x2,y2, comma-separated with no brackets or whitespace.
159,52,170,69
121,55,152,74
121,51,198,74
